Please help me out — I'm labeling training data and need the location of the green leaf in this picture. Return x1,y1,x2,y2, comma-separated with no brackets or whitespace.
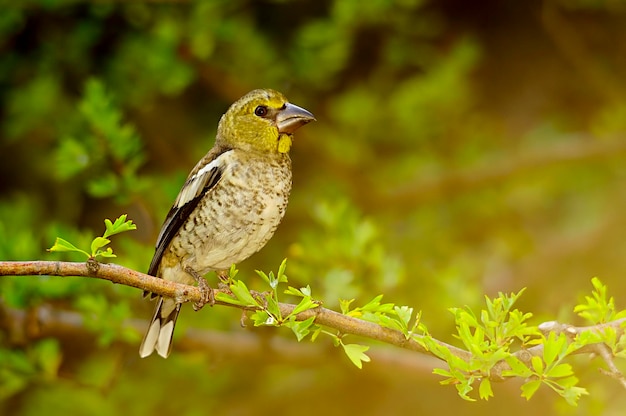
361,294,384,310
557,375,581,389
250,310,272,326
95,247,116,259
277,258,288,283
575,330,604,347
369,313,404,333
359,294,395,314
455,378,476,402
215,293,250,307
503,355,533,378
285,286,311,298
521,379,542,400
300,285,312,297
561,385,588,406
341,343,370,369
530,355,544,374
215,282,257,307
546,363,573,379
227,280,259,307
228,264,239,279
288,316,316,341
256,260,289,290
433,368,453,378
103,214,136,238
394,305,413,328
48,237,89,258
255,269,271,286
265,295,281,320
543,332,566,366
574,277,618,324
290,296,319,316
310,325,322,342
339,298,354,315
90,237,110,256
478,378,493,400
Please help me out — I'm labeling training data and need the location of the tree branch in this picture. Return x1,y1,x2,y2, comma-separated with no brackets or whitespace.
1,260,624,386
0,260,460,355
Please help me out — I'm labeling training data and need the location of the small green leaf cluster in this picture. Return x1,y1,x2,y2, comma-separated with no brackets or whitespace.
216,260,375,368
574,277,626,358
41,215,140,346
338,295,428,368
575,277,626,325
418,290,539,401
216,260,320,338
506,332,588,406
341,295,425,340
415,279,626,406
48,215,136,261
55,79,146,200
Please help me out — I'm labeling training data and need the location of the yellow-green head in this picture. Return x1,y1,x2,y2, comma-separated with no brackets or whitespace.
217,89,315,154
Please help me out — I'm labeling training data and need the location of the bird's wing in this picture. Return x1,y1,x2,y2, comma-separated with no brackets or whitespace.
148,147,231,277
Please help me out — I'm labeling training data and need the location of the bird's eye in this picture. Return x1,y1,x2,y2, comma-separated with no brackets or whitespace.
254,106,268,117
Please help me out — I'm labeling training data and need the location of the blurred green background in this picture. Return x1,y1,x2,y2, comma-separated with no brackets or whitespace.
1,0,626,414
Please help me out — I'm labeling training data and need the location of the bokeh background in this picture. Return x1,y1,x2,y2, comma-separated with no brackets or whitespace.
1,0,626,415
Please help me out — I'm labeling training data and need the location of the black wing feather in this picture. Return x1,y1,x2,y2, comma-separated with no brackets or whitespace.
147,158,225,277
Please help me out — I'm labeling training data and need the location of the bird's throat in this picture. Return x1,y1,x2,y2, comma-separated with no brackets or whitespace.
277,134,292,154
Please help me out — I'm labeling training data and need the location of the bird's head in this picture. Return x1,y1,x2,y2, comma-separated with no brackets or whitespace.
216,89,315,154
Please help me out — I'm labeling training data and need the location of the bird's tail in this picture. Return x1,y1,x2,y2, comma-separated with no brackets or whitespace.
139,296,181,358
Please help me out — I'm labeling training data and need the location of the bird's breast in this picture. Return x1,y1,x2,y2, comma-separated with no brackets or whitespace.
171,153,292,274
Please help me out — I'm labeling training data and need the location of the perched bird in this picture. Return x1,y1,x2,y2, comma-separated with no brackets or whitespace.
139,89,315,358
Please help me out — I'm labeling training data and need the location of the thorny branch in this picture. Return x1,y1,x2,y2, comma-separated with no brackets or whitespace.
0,260,625,386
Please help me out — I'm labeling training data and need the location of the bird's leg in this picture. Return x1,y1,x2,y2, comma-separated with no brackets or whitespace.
184,266,215,311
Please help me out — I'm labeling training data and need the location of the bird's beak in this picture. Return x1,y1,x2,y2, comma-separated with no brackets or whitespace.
276,103,316,134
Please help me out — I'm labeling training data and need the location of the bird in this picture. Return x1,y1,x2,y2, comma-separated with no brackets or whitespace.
139,89,315,358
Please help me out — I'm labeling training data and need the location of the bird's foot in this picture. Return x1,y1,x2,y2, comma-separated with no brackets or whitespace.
194,277,215,311
184,266,215,311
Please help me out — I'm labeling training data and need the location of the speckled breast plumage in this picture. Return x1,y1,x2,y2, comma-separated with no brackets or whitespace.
162,150,292,277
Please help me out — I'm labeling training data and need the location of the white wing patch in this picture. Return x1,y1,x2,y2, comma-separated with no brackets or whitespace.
175,156,225,209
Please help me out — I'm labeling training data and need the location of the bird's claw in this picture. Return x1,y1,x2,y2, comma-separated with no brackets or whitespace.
184,266,215,311
193,277,215,311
